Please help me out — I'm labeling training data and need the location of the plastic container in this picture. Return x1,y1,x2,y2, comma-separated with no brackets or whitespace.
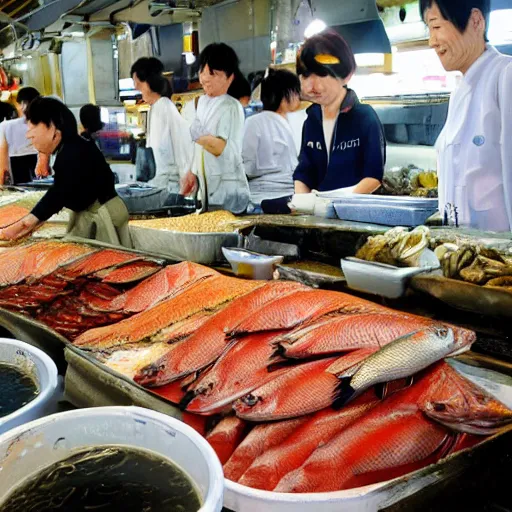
0,339,58,435
0,406,224,512
334,201,438,227
341,251,440,299
222,247,284,280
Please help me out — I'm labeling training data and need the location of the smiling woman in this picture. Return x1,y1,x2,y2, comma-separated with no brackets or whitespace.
421,0,512,232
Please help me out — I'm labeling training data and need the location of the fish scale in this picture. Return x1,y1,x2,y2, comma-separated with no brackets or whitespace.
133,281,305,387
73,276,260,350
274,366,455,493
89,262,218,314
206,416,249,465
234,357,340,422
334,325,476,408
96,260,162,284
224,417,308,483
185,331,291,415
238,394,378,491
57,249,142,279
277,313,438,359
230,289,387,336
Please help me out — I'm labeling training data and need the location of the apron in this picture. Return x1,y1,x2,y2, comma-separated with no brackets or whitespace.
66,196,132,248
193,95,250,214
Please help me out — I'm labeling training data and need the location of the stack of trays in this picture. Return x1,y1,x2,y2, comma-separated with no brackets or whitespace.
331,195,438,227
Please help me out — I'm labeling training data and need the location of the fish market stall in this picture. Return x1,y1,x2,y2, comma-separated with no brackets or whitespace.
0,225,510,511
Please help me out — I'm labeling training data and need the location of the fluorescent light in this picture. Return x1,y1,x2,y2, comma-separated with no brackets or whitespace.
489,9,512,45
100,107,109,124
184,52,196,65
304,19,327,39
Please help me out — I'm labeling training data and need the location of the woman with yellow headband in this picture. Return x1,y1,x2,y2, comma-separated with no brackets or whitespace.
294,29,385,195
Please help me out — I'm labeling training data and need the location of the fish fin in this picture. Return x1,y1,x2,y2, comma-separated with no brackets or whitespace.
270,343,286,360
179,390,196,410
332,377,356,410
374,382,388,400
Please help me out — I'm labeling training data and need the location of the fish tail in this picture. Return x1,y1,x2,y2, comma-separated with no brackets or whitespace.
179,390,196,410
332,377,356,410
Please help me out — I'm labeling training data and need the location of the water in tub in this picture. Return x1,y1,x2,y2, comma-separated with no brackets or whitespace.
0,363,39,418
1,445,202,511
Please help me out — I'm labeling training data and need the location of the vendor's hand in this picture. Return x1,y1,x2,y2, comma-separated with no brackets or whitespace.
35,153,51,178
0,171,11,186
0,228,6,241
190,119,210,142
180,171,198,196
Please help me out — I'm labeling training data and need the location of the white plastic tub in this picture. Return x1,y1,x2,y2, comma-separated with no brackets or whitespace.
0,406,224,512
341,251,441,299
0,338,58,435
223,360,512,511
222,247,284,280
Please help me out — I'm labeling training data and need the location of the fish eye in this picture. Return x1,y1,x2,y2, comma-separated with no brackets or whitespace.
436,327,450,338
433,403,446,412
242,394,259,407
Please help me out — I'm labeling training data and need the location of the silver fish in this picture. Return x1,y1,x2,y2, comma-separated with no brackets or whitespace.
334,325,475,408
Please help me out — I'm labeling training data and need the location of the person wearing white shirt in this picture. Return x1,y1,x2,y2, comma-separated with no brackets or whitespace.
422,0,512,231
0,87,49,185
180,43,250,214
242,69,301,213
132,58,193,202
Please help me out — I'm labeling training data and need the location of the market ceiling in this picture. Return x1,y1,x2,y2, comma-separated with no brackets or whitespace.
9,0,230,31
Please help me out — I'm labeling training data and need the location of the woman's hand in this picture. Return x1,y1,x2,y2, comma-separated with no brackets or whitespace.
180,171,198,196
35,152,51,178
0,214,40,241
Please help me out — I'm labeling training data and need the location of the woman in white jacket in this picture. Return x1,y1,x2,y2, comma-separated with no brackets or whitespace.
422,0,512,231
132,58,193,202
242,69,301,213
180,44,250,214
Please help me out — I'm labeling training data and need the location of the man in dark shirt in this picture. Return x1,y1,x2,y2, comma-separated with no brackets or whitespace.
0,97,131,247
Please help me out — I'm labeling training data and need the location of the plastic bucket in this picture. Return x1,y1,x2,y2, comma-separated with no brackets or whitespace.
0,338,59,435
0,406,224,512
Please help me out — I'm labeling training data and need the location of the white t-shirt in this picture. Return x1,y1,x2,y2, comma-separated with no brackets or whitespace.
243,111,297,205
323,117,337,162
0,117,37,157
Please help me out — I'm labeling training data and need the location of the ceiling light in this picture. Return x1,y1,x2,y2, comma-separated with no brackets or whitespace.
304,19,327,39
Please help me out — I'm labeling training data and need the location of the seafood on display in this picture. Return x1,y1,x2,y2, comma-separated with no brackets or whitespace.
0,241,510,494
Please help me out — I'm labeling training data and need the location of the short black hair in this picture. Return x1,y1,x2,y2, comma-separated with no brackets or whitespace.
227,70,251,100
420,0,490,40
297,29,356,80
0,102,17,122
199,43,240,78
130,57,172,98
261,69,301,112
16,86,40,106
80,104,104,134
26,97,78,141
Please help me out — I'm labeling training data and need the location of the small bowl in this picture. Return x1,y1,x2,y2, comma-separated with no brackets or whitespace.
222,248,284,280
